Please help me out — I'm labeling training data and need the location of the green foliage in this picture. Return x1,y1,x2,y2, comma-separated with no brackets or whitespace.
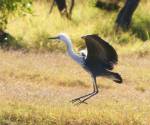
0,0,32,30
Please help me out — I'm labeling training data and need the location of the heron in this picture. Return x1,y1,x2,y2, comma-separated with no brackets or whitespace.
48,33,123,105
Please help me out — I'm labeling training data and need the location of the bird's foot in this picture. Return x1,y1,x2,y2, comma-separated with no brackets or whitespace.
70,98,80,103
70,98,88,105
75,100,88,105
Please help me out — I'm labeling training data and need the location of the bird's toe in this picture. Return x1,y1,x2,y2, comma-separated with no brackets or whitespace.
70,98,81,103
70,98,88,105
75,100,88,105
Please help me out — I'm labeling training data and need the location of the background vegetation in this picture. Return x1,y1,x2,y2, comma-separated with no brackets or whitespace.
0,0,150,125
5,0,150,53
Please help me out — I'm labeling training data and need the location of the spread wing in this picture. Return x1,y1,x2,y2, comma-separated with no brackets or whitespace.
82,34,118,70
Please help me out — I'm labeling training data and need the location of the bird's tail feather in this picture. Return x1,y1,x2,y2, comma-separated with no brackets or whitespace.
104,71,123,83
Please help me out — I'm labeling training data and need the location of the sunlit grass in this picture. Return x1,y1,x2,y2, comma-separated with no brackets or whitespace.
1,0,150,124
6,0,150,53
0,49,150,124
132,0,150,41
0,94,150,125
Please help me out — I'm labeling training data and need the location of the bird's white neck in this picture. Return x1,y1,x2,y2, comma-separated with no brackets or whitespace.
61,36,84,65
63,37,77,59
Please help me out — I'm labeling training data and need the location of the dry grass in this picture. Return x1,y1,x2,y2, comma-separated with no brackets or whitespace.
0,50,150,125
1,0,150,124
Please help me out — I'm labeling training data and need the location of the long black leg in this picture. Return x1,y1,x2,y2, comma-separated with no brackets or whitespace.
75,76,99,105
71,76,96,103
71,75,98,105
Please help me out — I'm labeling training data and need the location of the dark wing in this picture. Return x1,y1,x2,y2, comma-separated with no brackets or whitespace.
82,34,118,70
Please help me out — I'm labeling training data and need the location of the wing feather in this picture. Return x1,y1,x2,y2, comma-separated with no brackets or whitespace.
82,34,118,70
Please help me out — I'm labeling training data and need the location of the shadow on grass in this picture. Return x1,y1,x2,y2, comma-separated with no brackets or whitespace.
95,0,120,11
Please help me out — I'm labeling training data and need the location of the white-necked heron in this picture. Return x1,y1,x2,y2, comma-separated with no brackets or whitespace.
48,33,123,105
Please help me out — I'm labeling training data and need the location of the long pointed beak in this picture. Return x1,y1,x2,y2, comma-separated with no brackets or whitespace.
48,36,59,39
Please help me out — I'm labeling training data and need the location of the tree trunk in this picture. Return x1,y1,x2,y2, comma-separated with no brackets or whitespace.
69,0,75,16
49,0,74,19
49,0,67,14
55,0,67,12
115,0,140,30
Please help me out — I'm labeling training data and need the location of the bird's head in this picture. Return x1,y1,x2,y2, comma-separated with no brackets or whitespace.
48,33,70,42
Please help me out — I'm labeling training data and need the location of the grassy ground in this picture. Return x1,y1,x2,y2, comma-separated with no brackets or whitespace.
0,50,150,125
0,0,150,124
